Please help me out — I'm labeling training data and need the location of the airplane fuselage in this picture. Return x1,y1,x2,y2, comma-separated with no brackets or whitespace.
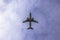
28,13,33,29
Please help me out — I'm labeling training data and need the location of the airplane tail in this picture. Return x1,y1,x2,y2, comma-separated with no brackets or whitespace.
27,27,33,30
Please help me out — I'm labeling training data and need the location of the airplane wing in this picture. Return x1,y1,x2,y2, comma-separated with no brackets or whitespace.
23,19,29,23
32,20,38,23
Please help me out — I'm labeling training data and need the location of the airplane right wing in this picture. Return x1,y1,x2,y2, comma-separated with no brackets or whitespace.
32,20,38,23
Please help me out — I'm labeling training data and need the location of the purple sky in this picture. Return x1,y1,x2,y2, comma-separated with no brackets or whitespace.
0,0,60,40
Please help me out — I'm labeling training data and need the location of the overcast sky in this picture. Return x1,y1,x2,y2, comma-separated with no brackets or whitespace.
0,0,60,40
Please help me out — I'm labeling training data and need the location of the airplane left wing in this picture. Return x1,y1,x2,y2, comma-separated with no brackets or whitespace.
23,19,29,23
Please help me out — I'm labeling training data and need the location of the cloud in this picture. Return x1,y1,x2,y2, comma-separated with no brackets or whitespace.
0,0,24,40
3,0,12,4
0,0,60,40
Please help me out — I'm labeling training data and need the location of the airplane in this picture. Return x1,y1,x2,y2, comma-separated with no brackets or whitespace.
23,12,38,30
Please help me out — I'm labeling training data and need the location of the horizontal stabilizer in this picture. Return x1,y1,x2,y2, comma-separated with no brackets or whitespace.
27,27,33,30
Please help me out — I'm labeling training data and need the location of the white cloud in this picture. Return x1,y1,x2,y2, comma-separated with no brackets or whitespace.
0,0,23,40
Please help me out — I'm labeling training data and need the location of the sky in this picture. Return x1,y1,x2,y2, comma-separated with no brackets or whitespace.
0,0,60,40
